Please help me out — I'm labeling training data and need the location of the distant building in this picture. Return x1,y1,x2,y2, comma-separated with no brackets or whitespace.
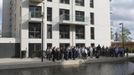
1,0,111,58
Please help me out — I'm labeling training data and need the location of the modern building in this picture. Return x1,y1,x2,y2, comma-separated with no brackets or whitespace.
2,0,111,58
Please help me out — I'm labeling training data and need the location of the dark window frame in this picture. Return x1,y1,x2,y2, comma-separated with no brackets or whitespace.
75,25,85,39
29,5,42,18
90,27,95,40
60,0,70,4
47,7,52,21
59,25,70,39
60,9,70,20
47,24,52,39
75,11,85,22
90,12,94,25
90,0,94,8
75,0,84,6
29,22,41,38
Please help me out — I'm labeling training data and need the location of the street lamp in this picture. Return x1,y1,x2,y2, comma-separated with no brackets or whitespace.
119,23,125,49
41,2,45,62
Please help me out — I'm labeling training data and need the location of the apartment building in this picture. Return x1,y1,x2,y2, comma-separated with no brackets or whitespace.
2,0,111,58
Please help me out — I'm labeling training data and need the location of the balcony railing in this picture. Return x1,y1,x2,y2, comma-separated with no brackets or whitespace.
30,11,42,18
29,0,43,3
75,15,85,22
60,14,70,21
59,14,89,25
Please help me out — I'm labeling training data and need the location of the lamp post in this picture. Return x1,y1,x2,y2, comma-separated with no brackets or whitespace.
41,2,45,62
119,23,124,49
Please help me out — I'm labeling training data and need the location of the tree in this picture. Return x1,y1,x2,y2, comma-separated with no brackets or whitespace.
122,27,132,42
119,27,132,42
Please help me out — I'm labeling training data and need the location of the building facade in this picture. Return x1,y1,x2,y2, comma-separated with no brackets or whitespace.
2,0,111,58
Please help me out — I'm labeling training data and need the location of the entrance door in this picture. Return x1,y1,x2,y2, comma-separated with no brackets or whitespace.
29,43,41,58
60,43,70,49
76,43,85,47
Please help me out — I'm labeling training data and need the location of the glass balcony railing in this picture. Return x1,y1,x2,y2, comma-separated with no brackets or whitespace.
30,11,42,18
75,15,85,22
60,14,70,21
29,0,43,3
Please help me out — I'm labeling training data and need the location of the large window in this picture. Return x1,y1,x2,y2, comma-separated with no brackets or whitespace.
75,25,85,39
75,0,84,6
29,43,41,57
29,6,41,18
29,22,41,38
60,0,70,4
59,25,70,39
47,24,52,39
90,27,95,40
75,11,85,22
90,0,94,8
47,7,52,21
60,9,70,20
90,12,94,25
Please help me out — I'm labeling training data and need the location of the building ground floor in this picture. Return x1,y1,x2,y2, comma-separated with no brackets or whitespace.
0,23,111,58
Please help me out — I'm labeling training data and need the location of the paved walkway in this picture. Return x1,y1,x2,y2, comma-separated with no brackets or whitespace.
0,53,133,70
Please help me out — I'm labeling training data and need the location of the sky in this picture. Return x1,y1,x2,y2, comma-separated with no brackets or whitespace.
0,0,134,39
0,0,2,31
111,0,134,40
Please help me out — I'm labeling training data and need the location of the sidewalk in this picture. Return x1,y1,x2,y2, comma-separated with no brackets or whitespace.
0,53,133,70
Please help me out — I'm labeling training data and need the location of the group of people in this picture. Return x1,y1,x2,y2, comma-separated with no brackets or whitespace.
45,45,127,62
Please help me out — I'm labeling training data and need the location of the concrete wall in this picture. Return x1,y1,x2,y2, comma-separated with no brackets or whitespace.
0,43,20,58
0,38,20,58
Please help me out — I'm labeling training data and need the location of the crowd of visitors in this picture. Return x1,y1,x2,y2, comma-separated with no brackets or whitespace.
45,45,127,62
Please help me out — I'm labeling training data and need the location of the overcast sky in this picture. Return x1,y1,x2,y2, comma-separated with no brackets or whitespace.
0,0,134,39
0,0,2,31
111,0,134,39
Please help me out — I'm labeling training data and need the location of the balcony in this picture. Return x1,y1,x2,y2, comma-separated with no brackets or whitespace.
29,11,42,22
59,15,89,25
29,0,43,3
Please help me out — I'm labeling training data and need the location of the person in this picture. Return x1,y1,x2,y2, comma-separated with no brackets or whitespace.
90,46,93,58
52,47,56,62
46,47,52,60
115,46,119,57
64,47,69,60
96,45,101,58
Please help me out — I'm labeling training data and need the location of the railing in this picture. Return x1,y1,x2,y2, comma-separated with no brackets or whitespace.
75,15,85,22
29,0,43,3
59,14,89,25
29,11,42,18
59,14,70,21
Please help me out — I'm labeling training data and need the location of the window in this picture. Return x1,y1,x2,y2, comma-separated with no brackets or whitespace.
47,0,52,2
47,7,52,21
47,24,52,39
90,0,94,8
90,27,95,40
90,12,94,25
75,25,85,39
60,9,70,20
29,6,41,18
59,25,70,39
60,0,70,4
29,43,41,57
75,0,84,6
75,11,85,22
29,22,41,38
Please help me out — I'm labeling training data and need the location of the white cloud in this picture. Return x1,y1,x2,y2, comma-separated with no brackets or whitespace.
0,0,2,9
111,0,134,39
